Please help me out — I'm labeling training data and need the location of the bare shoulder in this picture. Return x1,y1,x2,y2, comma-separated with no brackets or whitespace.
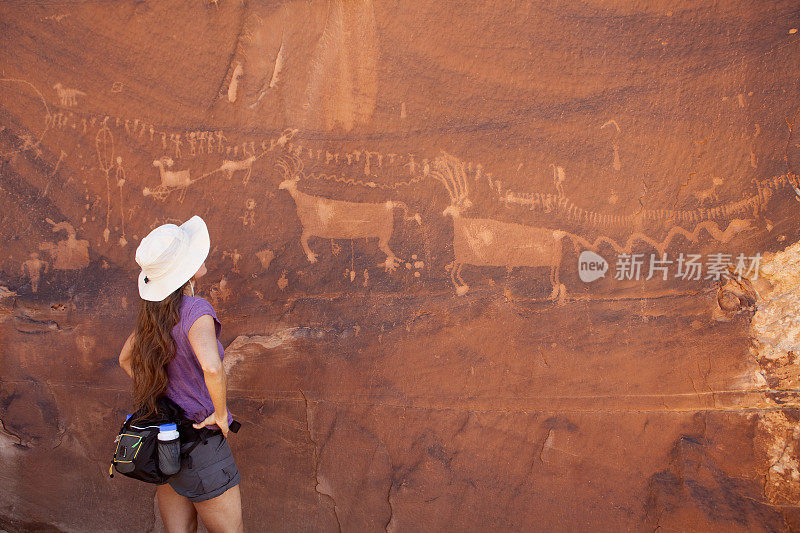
187,314,216,337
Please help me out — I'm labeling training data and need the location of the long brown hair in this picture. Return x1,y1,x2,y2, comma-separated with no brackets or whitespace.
130,281,188,419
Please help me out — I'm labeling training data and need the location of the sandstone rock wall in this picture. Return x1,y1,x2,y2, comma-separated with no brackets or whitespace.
1,1,800,531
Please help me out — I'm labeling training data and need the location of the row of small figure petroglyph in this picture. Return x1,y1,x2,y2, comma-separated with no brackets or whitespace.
31,107,800,224
44,108,444,180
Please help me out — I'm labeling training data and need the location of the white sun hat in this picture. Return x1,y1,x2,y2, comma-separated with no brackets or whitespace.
135,216,210,301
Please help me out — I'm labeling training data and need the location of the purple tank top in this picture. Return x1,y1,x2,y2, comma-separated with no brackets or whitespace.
165,296,234,428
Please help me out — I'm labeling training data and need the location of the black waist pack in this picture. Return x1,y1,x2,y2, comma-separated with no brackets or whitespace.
108,396,240,484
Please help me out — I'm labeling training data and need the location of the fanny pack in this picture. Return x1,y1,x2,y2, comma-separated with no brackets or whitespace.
108,396,240,484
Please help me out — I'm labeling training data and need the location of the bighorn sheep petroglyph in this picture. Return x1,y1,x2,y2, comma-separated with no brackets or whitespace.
433,152,566,298
144,157,192,202
278,156,421,271
152,157,191,187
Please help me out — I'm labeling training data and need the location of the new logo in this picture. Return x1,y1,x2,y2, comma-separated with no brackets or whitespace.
578,250,608,282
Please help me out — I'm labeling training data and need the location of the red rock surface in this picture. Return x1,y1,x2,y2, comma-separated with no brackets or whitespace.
1,1,800,531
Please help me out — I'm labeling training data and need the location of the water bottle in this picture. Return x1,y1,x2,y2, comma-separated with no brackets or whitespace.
157,423,181,476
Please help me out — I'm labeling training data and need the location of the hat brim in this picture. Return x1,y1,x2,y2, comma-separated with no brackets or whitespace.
137,216,210,302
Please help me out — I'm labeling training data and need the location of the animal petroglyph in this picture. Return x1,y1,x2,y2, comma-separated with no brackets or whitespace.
693,177,724,205
562,219,753,257
39,219,89,270
220,156,256,185
433,152,566,299
145,157,192,202
502,173,794,228
278,157,421,271
53,83,85,107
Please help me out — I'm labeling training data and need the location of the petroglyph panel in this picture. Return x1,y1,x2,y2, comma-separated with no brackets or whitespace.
1,1,800,531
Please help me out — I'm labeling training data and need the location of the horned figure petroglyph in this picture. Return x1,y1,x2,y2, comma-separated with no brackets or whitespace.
432,152,566,299
277,156,421,271
694,177,724,205
53,83,85,107
220,156,256,185
152,157,191,187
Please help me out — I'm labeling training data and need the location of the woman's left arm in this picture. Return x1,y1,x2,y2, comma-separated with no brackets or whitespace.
118,332,135,378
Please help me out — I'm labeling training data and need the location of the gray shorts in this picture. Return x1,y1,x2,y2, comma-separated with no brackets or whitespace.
166,433,241,502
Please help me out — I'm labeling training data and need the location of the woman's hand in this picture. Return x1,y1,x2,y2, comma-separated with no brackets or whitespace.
193,410,229,438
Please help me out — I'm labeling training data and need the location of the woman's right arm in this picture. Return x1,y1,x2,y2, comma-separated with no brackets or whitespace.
118,332,134,379
187,314,230,437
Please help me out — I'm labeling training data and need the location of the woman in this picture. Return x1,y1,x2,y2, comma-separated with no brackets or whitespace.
118,215,244,533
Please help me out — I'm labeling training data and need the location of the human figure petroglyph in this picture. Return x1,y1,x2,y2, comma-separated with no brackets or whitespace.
223,249,242,272
601,119,622,171
95,125,116,242
256,249,274,270
405,154,416,175
277,156,421,271
22,252,48,292
47,150,67,182
53,83,85,107
114,156,128,246
171,133,183,159
277,270,289,291
551,164,566,197
209,277,232,306
433,152,566,299
39,219,89,270
187,132,197,156
242,198,256,227
207,131,216,154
